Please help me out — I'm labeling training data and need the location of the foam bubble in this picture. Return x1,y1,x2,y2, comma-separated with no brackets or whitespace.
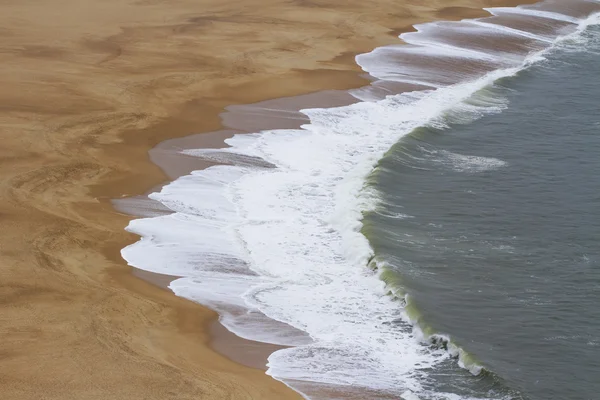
418,148,508,173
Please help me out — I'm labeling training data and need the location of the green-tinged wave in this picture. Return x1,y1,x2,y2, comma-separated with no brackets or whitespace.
376,256,486,376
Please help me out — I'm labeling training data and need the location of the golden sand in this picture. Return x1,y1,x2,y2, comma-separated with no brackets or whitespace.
0,0,533,398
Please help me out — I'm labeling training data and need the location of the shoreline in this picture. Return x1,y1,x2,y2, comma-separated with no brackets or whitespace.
117,1,554,396
130,266,288,371
116,89,361,375
0,0,540,399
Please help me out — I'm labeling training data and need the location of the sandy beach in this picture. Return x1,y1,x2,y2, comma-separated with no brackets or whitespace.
0,0,534,398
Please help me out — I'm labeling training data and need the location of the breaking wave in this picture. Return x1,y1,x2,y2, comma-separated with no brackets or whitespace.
122,2,600,399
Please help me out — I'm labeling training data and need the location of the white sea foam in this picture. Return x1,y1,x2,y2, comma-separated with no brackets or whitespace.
490,8,579,22
122,2,600,399
418,147,508,173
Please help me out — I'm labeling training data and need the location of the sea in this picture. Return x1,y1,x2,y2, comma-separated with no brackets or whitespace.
121,1,600,399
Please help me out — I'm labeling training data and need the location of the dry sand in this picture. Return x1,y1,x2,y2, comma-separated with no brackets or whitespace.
0,0,534,399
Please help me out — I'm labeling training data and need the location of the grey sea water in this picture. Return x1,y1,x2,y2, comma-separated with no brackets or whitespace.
364,24,600,400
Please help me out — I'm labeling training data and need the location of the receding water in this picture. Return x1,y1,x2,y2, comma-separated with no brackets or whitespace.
364,24,600,400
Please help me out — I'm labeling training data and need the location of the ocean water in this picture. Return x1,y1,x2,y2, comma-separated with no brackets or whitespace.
122,1,600,399
364,21,600,400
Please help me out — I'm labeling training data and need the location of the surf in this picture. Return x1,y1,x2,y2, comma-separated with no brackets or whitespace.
121,1,600,398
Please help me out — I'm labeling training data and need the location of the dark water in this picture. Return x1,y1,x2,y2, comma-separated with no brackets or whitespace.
364,24,600,400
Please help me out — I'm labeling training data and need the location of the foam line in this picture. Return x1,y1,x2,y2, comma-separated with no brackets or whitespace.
469,20,555,42
485,7,581,23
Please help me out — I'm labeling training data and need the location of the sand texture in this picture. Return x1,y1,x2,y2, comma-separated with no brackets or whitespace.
0,0,532,399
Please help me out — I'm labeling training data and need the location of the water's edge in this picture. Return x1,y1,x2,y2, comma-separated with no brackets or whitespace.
120,2,600,399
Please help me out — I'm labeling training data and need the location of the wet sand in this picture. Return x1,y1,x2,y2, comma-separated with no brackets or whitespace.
0,0,535,399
